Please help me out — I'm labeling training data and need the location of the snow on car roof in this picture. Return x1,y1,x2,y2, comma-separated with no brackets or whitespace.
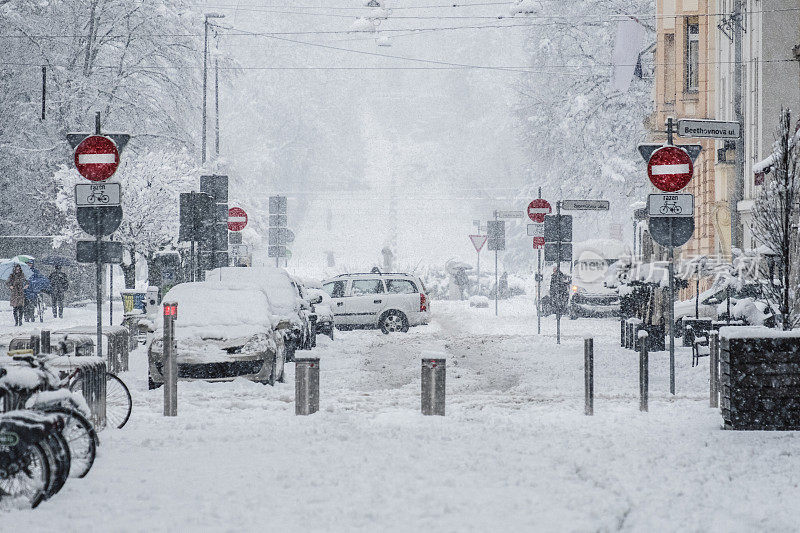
160,283,273,340
204,267,301,323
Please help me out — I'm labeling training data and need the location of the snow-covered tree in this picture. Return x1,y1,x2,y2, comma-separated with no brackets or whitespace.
752,109,800,329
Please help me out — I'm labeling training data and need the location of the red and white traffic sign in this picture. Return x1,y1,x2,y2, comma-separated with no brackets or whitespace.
469,234,487,252
74,135,120,182
527,199,552,223
532,237,545,249
647,146,693,192
228,207,248,231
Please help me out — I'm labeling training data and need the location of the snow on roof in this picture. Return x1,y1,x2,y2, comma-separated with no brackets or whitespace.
719,326,800,339
160,282,273,340
204,267,301,322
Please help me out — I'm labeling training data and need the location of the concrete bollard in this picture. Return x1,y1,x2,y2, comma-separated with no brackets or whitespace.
639,331,649,412
40,330,50,354
709,331,719,408
584,338,594,416
295,358,320,415
421,358,446,416
162,302,178,417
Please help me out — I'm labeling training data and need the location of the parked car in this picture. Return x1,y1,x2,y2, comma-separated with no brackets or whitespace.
147,283,290,389
295,278,335,341
205,267,313,361
322,272,430,333
566,255,621,319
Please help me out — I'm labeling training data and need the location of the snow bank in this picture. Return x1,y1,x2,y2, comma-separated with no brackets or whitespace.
719,325,800,339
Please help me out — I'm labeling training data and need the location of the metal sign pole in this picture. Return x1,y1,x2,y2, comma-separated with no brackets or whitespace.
556,201,562,345
476,248,480,288
668,218,675,395
95,214,103,360
536,247,542,335
494,213,499,317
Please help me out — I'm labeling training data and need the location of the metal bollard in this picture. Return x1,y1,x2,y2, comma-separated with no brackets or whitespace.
709,331,719,408
163,302,178,417
620,318,625,347
40,330,51,354
295,358,320,415
421,358,446,416
30,334,40,356
639,331,649,412
584,338,594,416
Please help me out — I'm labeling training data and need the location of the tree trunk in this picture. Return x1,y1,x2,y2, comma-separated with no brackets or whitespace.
120,246,136,289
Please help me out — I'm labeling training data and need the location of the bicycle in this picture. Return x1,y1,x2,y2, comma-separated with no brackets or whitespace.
1,356,98,479
87,192,110,204
659,202,682,215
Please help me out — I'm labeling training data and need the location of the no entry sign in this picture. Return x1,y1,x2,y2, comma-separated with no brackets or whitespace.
228,207,248,231
74,135,120,182
527,199,552,223
647,146,693,192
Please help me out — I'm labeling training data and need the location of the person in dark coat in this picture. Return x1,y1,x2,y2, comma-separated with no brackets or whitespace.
549,267,570,315
23,263,50,322
7,264,28,326
48,265,69,318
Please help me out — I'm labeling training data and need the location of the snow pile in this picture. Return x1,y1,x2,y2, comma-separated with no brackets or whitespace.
719,325,800,339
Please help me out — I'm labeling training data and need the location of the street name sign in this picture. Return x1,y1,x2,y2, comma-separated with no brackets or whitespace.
647,193,694,217
228,207,248,231
469,234,487,252
677,119,740,139
494,210,524,219
561,199,609,211
75,183,121,207
74,135,120,181
527,199,552,222
647,146,693,192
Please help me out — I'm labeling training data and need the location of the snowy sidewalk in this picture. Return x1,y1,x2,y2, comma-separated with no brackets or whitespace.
7,298,800,531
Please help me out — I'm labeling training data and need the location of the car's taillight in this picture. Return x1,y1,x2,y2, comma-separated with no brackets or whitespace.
420,293,427,312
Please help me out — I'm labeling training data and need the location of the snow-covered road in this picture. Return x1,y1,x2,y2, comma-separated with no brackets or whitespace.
6,298,800,531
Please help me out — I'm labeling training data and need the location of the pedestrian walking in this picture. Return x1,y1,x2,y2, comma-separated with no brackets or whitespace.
549,267,570,315
7,264,28,326
48,264,69,318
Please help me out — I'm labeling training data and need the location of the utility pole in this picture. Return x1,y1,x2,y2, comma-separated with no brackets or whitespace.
214,54,220,158
731,0,745,250
202,13,225,164
41,66,46,120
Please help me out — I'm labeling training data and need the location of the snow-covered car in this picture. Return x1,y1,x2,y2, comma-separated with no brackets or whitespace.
566,253,621,319
322,272,430,333
305,287,334,340
147,283,289,389
205,267,313,361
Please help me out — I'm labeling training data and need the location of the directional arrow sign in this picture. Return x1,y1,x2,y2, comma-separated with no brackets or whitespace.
469,234,487,252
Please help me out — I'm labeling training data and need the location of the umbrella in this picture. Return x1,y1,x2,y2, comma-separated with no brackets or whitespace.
41,255,77,268
12,255,35,264
0,260,33,281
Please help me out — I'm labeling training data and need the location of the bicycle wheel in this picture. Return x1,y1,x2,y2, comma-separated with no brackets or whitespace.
41,431,70,498
40,407,97,478
0,442,50,509
105,373,132,429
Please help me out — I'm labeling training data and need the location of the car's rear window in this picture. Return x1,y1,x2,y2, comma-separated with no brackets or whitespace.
386,279,417,294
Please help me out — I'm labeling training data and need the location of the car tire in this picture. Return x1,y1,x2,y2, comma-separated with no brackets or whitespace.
380,310,409,334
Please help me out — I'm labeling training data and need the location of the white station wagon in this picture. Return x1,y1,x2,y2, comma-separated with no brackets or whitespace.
322,272,430,333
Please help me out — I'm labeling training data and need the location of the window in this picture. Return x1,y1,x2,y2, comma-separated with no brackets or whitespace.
351,279,385,296
664,33,676,103
386,279,417,294
685,19,699,92
323,281,346,298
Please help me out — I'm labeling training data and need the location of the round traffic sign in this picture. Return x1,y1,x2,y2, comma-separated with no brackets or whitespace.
74,135,120,182
647,146,693,192
228,207,248,231
527,199,552,223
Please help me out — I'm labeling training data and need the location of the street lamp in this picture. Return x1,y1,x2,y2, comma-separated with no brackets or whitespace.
202,13,225,164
